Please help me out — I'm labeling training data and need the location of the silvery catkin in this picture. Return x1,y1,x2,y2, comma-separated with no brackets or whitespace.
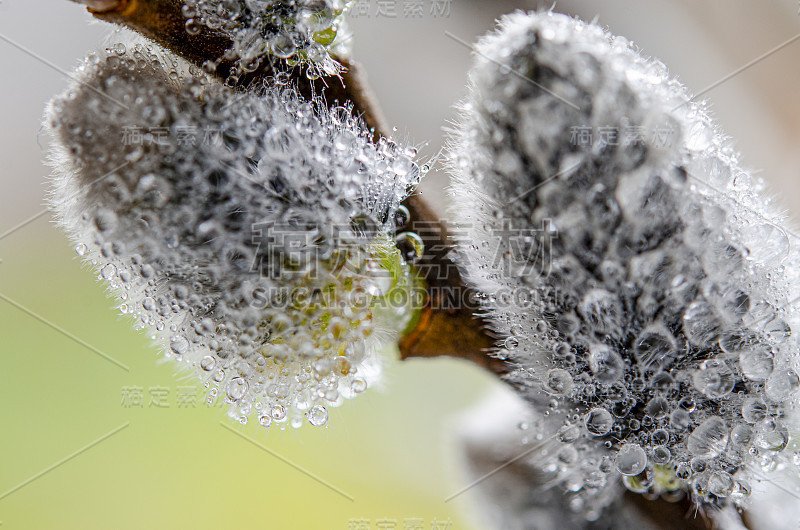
46,42,421,429
450,11,800,516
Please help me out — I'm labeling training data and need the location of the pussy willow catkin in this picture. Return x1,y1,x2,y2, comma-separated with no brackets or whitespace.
450,11,800,517
47,42,421,429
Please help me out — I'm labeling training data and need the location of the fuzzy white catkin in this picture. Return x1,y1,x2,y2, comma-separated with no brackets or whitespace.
449,11,800,520
46,42,421,429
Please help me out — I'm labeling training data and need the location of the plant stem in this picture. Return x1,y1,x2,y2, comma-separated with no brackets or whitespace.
65,3,750,527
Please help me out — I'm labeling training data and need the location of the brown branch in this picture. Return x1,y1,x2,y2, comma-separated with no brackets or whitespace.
73,0,233,68
624,491,718,530
64,3,748,528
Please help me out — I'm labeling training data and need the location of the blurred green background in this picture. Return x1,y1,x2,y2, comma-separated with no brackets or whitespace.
0,231,496,529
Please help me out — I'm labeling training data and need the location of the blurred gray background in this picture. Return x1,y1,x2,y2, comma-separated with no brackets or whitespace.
1,0,800,230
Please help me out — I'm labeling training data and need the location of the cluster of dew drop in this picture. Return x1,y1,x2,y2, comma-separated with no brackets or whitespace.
450,11,800,518
47,42,424,429
182,0,351,79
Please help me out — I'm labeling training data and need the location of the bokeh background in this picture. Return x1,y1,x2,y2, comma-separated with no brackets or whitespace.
1,1,799,528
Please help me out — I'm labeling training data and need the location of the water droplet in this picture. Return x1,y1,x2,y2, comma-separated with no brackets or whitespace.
687,417,728,458
545,368,574,396
708,471,734,497
271,34,297,59
101,263,117,280
683,299,721,346
588,344,625,384
579,289,621,337
615,443,647,476
765,369,800,401
170,335,189,355
558,423,580,443
729,424,753,449
200,355,216,371
738,345,774,381
142,297,156,311
676,463,692,480
185,18,202,35
393,205,410,231
226,377,248,401
746,223,790,263
351,378,367,394
651,429,669,445
754,419,789,452
271,404,286,421
731,480,751,501
307,404,328,426
645,397,669,419
394,231,424,263
633,324,676,370
584,408,613,436
692,359,734,398
652,445,671,465
741,398,767,424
